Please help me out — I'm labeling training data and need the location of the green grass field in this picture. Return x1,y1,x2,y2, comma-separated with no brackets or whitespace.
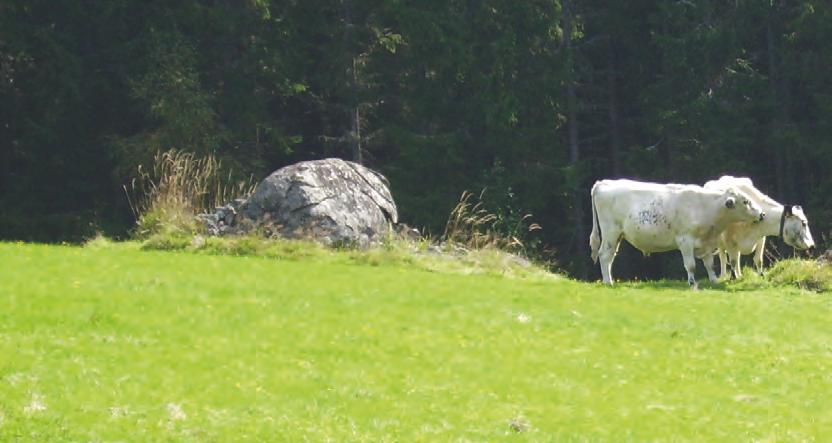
2,242,832,441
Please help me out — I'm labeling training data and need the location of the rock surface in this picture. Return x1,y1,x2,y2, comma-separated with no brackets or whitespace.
198,158,398,247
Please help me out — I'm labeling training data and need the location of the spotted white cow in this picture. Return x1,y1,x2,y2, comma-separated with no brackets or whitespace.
589,179,765,289
704,175,815,279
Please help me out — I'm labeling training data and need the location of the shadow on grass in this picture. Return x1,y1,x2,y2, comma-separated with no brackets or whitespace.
610,274,774,293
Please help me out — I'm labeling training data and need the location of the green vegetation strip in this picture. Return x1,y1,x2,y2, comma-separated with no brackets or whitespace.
1,242,832,441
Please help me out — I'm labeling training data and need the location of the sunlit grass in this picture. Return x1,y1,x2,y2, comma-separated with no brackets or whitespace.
1,242,832,441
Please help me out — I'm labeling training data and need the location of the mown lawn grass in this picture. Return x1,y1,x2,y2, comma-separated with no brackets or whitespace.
1,242,832,441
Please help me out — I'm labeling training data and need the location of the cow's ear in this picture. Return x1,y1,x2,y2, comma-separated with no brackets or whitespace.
725,197,736,209
793,205,802,212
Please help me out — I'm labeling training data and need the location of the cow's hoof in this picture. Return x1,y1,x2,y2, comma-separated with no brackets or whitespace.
688,279,699,291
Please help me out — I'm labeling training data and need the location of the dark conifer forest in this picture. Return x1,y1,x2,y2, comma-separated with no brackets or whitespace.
3,1,831,278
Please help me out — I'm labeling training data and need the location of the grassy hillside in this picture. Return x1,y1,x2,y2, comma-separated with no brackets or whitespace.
1,242,832,441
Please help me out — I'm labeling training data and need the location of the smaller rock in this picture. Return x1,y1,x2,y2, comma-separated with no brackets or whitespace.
511,255,532,268
223,206,237,225
426,245,443,254
395,223,422,241
191,235,206,249
196,213,220,236
508,416,531,433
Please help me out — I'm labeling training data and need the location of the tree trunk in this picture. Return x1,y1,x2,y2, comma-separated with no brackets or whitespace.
607,40,622,176
342,0,362,164
657,134,673,181
561,0,589,278
351,57,363,164
563,3,579,166
767,8,789,200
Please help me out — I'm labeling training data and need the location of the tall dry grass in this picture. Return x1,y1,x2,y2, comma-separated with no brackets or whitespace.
126,149,255,237
442,190,541,254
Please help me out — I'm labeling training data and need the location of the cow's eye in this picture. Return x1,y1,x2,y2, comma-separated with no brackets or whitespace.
802,221,807,227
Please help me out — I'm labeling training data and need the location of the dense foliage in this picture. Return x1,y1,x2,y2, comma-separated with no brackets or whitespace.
2,1,831,278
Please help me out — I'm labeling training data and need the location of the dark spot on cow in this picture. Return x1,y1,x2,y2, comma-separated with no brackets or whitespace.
637,198,668,226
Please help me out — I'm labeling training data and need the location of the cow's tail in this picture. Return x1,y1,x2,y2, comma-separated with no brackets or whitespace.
589,182,601,264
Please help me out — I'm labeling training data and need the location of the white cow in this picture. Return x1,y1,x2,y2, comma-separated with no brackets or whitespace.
704,175,815,279
589,179,765,289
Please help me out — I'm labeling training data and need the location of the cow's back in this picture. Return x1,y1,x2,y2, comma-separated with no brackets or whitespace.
704,176,780,209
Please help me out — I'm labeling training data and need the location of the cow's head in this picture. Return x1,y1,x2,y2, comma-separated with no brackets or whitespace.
723,188,765,222
780,205,815,250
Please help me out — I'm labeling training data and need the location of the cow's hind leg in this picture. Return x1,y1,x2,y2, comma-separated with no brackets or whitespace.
731,250,743,279
753,237,766,275
702,253,719,284
598,230,622,285
718,249,729,280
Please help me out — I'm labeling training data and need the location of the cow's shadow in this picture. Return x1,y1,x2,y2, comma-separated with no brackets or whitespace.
590,242,772,292
618,274,770,292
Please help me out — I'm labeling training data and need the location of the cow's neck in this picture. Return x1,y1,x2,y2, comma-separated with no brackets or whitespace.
749,204,785,237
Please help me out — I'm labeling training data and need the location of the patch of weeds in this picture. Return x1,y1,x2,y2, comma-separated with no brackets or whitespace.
126,149,253,238
347,237,417,268
766,259,832,292
201,235,268,256
449,247,554,280
138,231,558,281
508,415,531,433
261,239,330,261
141,233,192,251
142,232,334,262
442,189,541,254
83,234,114,250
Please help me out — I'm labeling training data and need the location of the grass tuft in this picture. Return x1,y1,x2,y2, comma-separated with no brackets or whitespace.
82,233,114,250
442,190,541,255
126,149,254,238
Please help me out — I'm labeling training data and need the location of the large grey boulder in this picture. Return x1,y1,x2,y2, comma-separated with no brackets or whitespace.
199,158,398,247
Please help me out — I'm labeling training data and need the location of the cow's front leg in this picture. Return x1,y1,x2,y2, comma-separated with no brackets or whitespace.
702,253,718,284
678,239,698,290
